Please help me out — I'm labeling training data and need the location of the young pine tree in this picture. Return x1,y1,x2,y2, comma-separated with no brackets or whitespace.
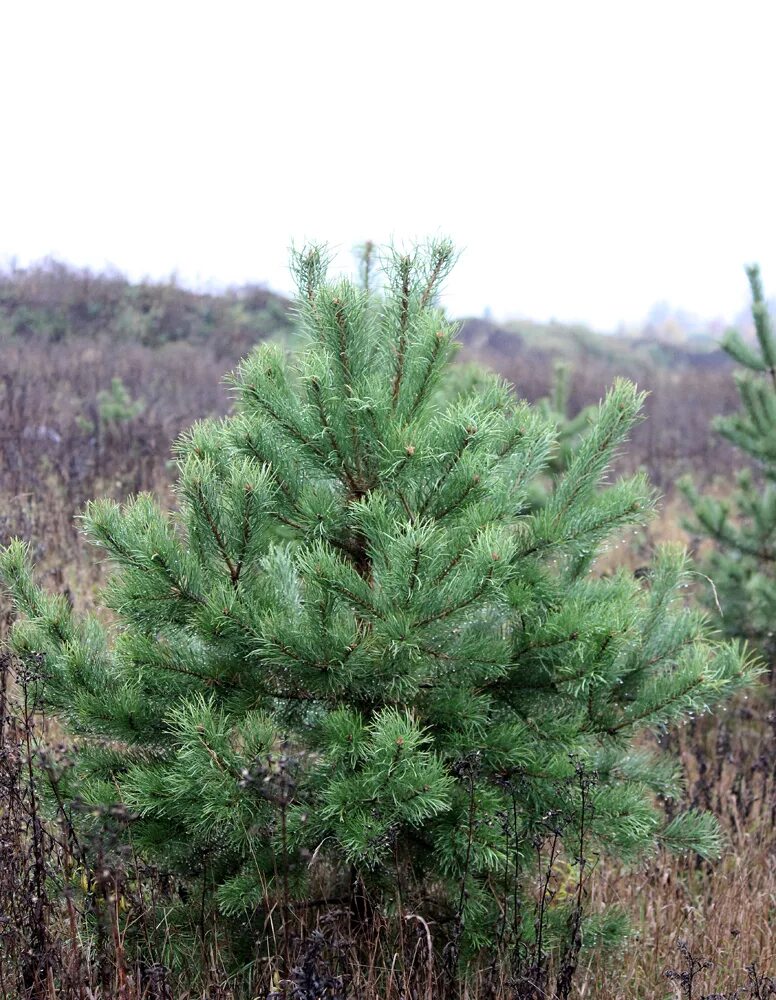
0,242,754,975
682,264,776,669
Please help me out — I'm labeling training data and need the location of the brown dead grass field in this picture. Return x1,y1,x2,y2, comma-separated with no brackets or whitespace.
577,709,776,998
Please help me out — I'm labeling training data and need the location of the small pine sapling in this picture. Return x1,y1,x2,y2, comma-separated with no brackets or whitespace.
682,264,776,668
1,242,755,981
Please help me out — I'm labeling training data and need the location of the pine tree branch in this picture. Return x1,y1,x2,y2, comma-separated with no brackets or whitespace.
549,401,637,528
417,644,504,668
430,476,481,523
420,258,444,309
149,552,207,607
397,489,416,523
417,428,477,518
232,485,256,586
518,499,645,560
405,330,447,422
97,530,205,608
328,581,381,616
192,730,240,781
241,433,296,503
192,481,239,585
640,635,698,672
333,298,354,390
429,548,466,588
496,425,528,460
308,377,361,494
697,519,776,562
276,514,308,533
391,256,412,409
90,527,148,572
414,571,494,629
139,658,239,690
244,386,325,462
261,635,331,675
332,298,365,480
515,631,581,657
265,687,324,705
408,543,422,595
600,672,712,736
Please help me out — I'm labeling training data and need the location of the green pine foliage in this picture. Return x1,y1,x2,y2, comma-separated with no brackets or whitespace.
1,242,755,971
682,264,776,666
437,358,594,512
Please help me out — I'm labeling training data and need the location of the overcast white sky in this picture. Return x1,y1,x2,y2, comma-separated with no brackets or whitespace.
2,1,776,329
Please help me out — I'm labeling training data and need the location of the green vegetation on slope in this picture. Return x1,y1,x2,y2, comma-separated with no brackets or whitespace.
0,259,293,356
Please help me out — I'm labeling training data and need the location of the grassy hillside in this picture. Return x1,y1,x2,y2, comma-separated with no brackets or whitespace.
458,314,729,371
0,259,293,357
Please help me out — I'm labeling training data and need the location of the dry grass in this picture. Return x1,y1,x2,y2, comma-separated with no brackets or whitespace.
578,705,776,998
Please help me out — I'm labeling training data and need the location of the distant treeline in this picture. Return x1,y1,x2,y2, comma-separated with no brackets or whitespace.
0,259,293,356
